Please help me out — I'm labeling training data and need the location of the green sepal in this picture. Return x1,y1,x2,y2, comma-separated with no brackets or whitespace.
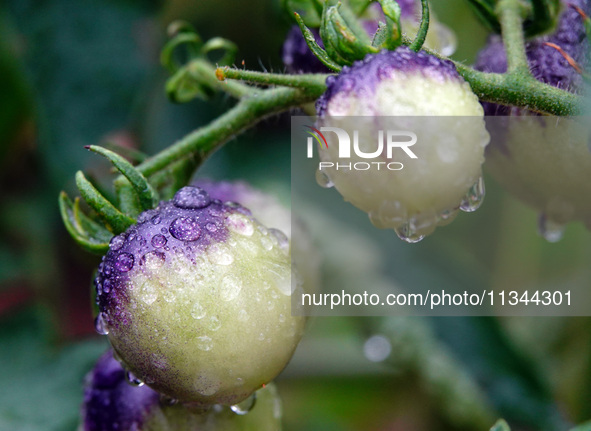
293,12,343,71
86,145,158,211
321,2,379,64
409,0,430,51
375,0,403,50
490,419,511,431
58,191,111,254
75,171,136,234
465,0,502,33
524,0,561,36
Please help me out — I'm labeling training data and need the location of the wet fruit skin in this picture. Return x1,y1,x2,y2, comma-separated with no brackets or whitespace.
474,0,591,233
95,186,305,407
315,47,489,241
81,350,283,431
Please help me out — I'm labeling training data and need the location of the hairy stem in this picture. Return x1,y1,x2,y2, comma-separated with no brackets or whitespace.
134,86,324,178
216,66,330,93
497,0,531,76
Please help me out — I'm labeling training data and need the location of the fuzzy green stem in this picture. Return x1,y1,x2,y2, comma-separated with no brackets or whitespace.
217,66,330,93
134,86,324,178
188,59,255,98
455,63,582,115
497,0,531,76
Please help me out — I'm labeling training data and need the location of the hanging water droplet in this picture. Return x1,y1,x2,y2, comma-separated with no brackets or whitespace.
170,217,201,241
437,208,459,226
460,176,485,212
103,279,112,294
537,214,565,243
115,252,135,272
394,222,425,243
315,169,334,188
173,186,211,209
125,370,144,387
94,313,109,335
434,23,457,57
230,393,257,416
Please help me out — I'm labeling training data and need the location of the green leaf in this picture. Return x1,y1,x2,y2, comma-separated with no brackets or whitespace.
284,0,323,27
490,419,511,431
571,420,591,431
464,0,502,33
432,316,568,430
524,0,561,36
75,171,136,234
0,308,107,431
86,145,158,211
58,191,110,255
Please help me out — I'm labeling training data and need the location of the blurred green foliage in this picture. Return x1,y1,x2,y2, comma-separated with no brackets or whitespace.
0,1,590,430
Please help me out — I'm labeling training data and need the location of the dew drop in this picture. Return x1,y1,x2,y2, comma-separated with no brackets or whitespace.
437,208,459,226
278,313,286,323
220,274,242,301
315,170,334,188
269,228,289,252
140,251,166,271
206,222,217,232
196,335,213,351
260,235,274,251
226,214,254,236
209,207,224,217
160,227,168,234
94,313,109,335
141,283,158,305
394,222,425,243
230,393,257,416
191,302,206,319
151,234,167,248
537,213,565,243
160,395,178,405
109,235,125,251
238,309,249,322
170,217,201,241
103,279,112,294
207,244,234,265
125,370,144,387
207,316,221,331
151,215,162,225
459,176,485,212
115,253,135,272
363,334,392,362
173,186,211,209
